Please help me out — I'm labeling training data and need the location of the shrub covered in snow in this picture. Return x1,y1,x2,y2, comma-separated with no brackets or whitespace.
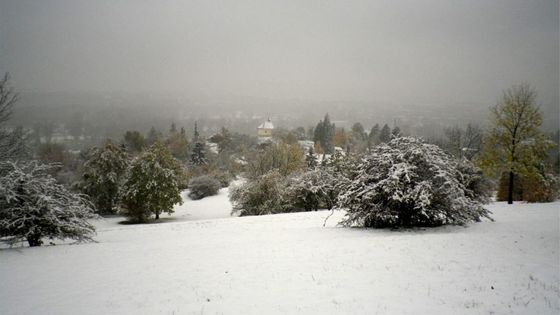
120,142,183,222
284,169,347,211
229,171,289,216
455,160,494,204
188,175,221,200
0,161,97,247
338,137,492,228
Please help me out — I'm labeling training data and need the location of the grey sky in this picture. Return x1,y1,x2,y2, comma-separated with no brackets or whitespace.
0,0,558,111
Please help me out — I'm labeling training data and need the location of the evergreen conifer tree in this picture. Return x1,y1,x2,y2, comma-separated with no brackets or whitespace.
314,114,336,154
146,126,161,145
190,122,207,166
379,124,392,143
306,146,317,169
368,123,380,148
391,126,401,138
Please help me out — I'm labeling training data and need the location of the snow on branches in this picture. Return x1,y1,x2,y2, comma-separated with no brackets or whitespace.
0,161,97,247
285,168,347,211
81,141,129,214
338,137,493,228
120,142,184,222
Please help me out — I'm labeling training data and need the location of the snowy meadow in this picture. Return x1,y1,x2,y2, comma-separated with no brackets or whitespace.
1,2,558,315
1,188,558,315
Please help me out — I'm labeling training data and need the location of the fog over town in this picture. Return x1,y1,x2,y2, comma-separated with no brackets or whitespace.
1,0,558,139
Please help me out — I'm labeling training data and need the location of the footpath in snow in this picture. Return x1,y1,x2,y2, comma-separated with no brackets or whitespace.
0,190,558,315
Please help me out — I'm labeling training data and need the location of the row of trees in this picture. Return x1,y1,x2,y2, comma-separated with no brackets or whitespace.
1,70,557,246
311,114,401,154
230,84,557,227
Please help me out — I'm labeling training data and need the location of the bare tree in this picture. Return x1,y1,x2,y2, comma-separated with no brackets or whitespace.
444,123,482,160
0,73,18,126
0,73,28,160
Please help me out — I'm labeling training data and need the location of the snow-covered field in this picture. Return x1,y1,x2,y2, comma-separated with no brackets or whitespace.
1,188,558,314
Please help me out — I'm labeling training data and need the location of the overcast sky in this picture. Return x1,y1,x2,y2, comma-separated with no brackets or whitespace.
0,0,558,111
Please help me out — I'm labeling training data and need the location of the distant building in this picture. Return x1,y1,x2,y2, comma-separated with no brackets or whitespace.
257,118,274,143
257,118,274,137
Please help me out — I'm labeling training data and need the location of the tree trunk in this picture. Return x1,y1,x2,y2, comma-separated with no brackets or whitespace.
507,171,514,204
27,234,42,247
155,212,159,220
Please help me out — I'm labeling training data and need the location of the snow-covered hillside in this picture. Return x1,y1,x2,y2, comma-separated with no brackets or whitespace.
1,191,558,315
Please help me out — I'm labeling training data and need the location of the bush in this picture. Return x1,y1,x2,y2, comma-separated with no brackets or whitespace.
284,169,347,211
338,137,493,228
188,175,221,200
456,160,494,204
0,161,97,247
523,173,559,203
496,172,558,203
209,170,234,188
229,171,289,216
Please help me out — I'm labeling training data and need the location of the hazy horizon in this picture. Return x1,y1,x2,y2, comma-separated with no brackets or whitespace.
1,0,558,125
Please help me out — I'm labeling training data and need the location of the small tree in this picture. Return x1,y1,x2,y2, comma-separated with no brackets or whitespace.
190,122,207,166
339,137,492,228
478,84,554,204
0,73,28,160
368,123,380,148
391,126,401,138
0,161,97,247
305,146,317,169
246,142,305,179
167,127,190,161
188,175,221,200
123,130,146,154
81,141,129,214
314,114,336,154
120,142,183,222
379,124,391,143
146,126,162,145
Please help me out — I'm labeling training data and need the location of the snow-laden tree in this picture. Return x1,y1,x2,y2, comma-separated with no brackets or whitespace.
120,142,183,222
285,168,347,211
81,141,129,214
338,137,492,228
305,146,317,169
0,161,97,247
190,122,207,166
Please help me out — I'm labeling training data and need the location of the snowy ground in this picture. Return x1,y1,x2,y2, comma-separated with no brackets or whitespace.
1,190,558,314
